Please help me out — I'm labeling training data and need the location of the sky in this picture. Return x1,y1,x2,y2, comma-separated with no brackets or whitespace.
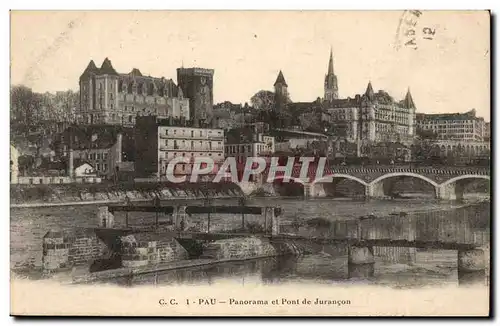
10,10,490,121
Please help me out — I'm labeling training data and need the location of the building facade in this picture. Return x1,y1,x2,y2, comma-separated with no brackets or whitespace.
325,83,416,145
416,109,486,142
225,134,275,162
78,58,189,126
134,116,225,179
177,67,215,127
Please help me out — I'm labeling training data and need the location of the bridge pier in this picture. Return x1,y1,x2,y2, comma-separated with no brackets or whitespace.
98,206,115,228
303,183,312,198
437,183,464,201
458,248,486,286
348,245,375,279
366,182,385,199
173,205,189,231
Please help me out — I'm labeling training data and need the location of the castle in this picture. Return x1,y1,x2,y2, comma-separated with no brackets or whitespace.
77,58,215,127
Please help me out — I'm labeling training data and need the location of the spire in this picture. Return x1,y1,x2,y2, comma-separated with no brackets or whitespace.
403,87,416,109
365,81,375,100
274,70,288,87
327,47,334,75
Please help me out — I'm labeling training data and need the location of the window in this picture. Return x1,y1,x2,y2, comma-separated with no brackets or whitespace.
39,179,43,184
29,178,33,184
97,153,101,160
191,130,194,137
96,164,100,171
60,179,64,184
103,153,108,160
103,164,107,171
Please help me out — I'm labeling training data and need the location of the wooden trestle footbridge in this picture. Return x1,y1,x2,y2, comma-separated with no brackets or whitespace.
95,199,489,285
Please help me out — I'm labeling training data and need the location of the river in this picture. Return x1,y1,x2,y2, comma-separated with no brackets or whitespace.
10,196,489,289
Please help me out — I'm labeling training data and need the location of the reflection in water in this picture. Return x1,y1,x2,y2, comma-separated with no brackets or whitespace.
11,197,489,288
94,247,460,289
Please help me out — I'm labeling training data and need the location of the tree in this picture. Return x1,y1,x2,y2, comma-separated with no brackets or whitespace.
10,85,44,136
250,90,292,111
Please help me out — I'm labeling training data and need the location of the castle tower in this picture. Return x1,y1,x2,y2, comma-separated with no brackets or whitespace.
176,67,215,127
324,48,339,102
79,60,99,124
274,70,288,112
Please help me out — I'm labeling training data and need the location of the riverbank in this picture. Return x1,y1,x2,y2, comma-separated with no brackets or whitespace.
10,181,244,207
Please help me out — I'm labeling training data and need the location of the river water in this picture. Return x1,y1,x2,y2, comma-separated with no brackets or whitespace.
10,196,489,289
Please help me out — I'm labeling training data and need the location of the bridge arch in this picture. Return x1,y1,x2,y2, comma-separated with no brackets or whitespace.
370,172,439,188
312,174,368,187
439,174,490,187
267,175,308,185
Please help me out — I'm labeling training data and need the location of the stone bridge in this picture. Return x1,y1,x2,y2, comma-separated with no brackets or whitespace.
259,164,490,200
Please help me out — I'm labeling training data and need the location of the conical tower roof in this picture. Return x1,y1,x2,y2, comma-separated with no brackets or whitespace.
100,57,119,76
274,70,288,87
403,88,416,109
80,60,99,79
365,81,375,100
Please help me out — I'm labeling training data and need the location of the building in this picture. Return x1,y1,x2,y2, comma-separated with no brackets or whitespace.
134,116,225,179
78,58,189,126
177,67,215,127
225,126,275,162
268,50,416,148
74,162,97,177
55,125,131,180
325,83,416,146
416,109,486,142
484,122,490,141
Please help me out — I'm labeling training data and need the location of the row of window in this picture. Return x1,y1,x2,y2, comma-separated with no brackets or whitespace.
160,152,223,160
420,119,482,125
162,129,223,137
86,153,109,160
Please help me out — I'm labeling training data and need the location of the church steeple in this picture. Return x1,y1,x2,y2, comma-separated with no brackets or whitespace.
324,48,338,102
274,70,288,87
328,47,334,75
274,70,288,113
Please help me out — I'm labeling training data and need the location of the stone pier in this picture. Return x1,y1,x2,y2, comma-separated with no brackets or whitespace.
437,182,464,201
457,248,486,286
366,182,385,199
172,205,190,231
347,245,375,279
97,206,114,228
